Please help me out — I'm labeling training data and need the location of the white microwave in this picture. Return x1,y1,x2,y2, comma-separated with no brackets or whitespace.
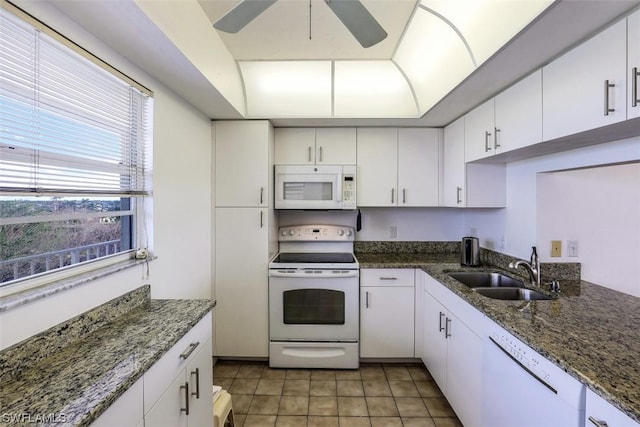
274,165,357,210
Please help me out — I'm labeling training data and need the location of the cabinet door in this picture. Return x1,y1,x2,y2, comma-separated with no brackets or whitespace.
443,117,465,207
586,388,639,427
495,70,543,153
92,378,143,427
145,370,188,427
629,10,640,120
215,208,269,357
464,98,495,162
215,121,270,207
186,338,214,427
422,291,447,392
543,19,627,141
398,128,440,207
446,312,483,427
360,286,414,358
356,128,398,206
274,128,316,164
315,128,357,164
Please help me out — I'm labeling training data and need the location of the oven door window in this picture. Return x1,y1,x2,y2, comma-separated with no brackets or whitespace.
283,289,345,325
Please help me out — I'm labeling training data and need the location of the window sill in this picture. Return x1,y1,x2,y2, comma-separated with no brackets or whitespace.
0,257,155,313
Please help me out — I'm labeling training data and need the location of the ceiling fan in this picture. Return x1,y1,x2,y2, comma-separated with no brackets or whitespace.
213,0,388,48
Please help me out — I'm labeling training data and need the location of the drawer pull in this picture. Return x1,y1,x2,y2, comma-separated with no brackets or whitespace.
379,277,397,281
191,368,200,399
180,382,190,415
588,416,609,427
180,342,200,359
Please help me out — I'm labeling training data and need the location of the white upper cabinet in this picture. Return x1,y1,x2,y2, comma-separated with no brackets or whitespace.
543,18,627,141
357,128,440,207
628,10,640,120
464,98,495,162
443,117,466,207
275,127,356,165
494,70,543,153
215,120,273,207
397,128,440,207
357,128,398,207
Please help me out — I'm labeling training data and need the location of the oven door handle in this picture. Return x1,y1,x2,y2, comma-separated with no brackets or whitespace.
269,270,359,278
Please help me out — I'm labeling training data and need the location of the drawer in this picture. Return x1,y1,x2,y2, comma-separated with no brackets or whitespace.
144,312,212,411
360,269,415,287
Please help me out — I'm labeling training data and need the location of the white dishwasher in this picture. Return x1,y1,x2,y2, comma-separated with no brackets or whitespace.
482,319,585,427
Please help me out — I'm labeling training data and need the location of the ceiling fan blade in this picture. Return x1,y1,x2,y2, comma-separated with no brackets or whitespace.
324,0,387,48
214,0,278,33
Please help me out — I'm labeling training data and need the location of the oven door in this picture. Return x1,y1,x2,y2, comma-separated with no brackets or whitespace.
268,269,359,341
274,165,343,210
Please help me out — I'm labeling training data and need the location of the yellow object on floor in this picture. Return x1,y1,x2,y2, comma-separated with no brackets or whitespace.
213,389,234,427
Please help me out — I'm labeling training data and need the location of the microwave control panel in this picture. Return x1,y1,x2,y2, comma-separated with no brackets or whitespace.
342,165,357,210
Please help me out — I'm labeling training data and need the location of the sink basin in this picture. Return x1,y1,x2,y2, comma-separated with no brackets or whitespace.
473,287,551,301
448,272,525,288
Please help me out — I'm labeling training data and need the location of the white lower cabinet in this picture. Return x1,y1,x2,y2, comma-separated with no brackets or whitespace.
91,378,143,427
360,269,415,358
586,388,639,427
421,271,483,427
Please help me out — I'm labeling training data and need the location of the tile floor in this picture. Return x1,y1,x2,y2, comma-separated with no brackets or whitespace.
213,360,462,427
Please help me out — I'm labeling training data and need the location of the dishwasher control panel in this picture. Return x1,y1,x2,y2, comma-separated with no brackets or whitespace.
489,332,552,384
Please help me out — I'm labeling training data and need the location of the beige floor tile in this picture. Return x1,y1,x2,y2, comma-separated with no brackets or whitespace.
237,364,266,378
275,415,308,427
282,379,310,395
234,414,247,427
338,416,371,427
337,380,365,396
414,381,443,398
287,369,312,380
310,380,337,396
262,368,287,380
337,397,368,417
232,394,254,415
230,378,260,395
382,366,412,381
255,379,285,396
370,417,403,427
433,417,463,427
311,370,337,380
279,395,310,415
365,397,399,417
308,416,339,427
243,414,277,427
248,395,281,415
402,417,436,427
359,366,386,380
336,370,362,380
395,397,430,417
309,396,339,416
388,380,420,397
213,363,241,378
423,398,456,417
407,365,433,382
362,380,392,397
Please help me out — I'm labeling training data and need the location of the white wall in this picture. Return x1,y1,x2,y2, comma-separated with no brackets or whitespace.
537,163,640,296
1,2,213,349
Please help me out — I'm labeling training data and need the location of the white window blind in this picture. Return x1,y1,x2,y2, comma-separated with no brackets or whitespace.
0,5,153,197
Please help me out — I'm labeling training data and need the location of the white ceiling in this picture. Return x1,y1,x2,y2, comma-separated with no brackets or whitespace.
17,0,640,127
198,0,418,60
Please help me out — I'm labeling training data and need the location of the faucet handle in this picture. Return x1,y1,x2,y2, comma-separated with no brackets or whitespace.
531,246,538,264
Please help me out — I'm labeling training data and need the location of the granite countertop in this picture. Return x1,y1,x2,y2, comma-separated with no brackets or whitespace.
357,251,640,423
0,287,215,426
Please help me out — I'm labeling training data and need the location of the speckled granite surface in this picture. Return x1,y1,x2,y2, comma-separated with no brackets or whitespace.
0,287,215,426
356,251,640,423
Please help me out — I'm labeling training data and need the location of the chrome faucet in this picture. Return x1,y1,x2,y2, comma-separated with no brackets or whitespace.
509,246,541,286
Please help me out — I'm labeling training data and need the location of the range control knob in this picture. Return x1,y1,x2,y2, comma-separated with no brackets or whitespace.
289,230,295,236
281,230,287,236
346,230,353,237
338,229,345,236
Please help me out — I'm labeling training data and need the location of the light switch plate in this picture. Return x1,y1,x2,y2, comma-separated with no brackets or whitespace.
551,240,561,257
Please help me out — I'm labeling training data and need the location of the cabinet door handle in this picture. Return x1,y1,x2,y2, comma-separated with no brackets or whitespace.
391,188,395,204
180,342,200,359
260,210,264,228
456,186,462,205
191,368,200,399
438,312,445,332
308,146,312,162
588,416,609,427
633,67,639,108
319,146,323,162
402,188,406,204
484,131,492,152
604,79,615,116
260,187,264,204
494,127,501,149
180,382,190,415
365,291,369,308
445,317,452,338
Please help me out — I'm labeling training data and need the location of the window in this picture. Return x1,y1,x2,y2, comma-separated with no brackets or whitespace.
0,4,153,287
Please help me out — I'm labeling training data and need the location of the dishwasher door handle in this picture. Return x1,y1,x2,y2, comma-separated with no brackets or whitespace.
489,336,557,395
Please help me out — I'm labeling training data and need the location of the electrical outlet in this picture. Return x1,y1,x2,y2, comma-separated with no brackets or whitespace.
567,240,578,257
389,226,397,239
551,240,562,257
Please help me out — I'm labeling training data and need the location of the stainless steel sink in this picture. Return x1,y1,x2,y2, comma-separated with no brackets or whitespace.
473,287,551,301
448,272,525,288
